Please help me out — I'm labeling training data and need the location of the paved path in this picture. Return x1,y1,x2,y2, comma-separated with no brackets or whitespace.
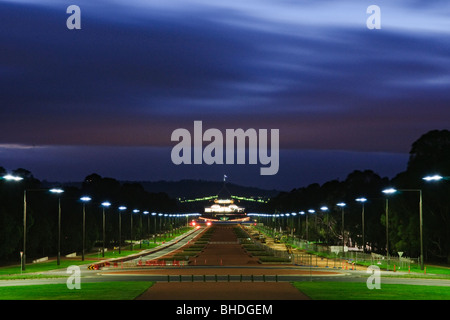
136,282,310,300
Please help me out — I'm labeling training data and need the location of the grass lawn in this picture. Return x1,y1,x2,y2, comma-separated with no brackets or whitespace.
293,281,450,300
0,260,97,277
0,281,154,300
86,247,158,260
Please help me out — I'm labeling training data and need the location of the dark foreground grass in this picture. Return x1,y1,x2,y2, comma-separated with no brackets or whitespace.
293,281,450,300
0,281,154,300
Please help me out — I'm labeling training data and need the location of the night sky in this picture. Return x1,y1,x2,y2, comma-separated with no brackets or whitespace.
1,0,449,191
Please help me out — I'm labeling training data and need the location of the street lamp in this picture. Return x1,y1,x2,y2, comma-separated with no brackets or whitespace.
308,209,316,240
355,197,367,253
290,212,297,240
299,211,307,241
22,188,64,271
383,187,424,270
151,212,157,243
336,202,346,255
422,173,450,269
382,188,396,264
320,206,329,245
422,174,448,269
118,206,127,254
0,174,24,267
163,214,169,238
2,174,24,182
143,211,149,240
101,201,111,257
80,196,92,261
131,209,140,250
50,188,64,266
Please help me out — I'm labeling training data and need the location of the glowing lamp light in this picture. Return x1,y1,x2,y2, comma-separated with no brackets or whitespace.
3,174,23,181
423,175,443,182
50,188,64,194
382,188,397,195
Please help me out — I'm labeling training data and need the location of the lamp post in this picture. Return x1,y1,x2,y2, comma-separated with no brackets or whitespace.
152,212,157,243
336,203,346,256
131,209,139,250
422,175,447,270
384,187,424,270
22,190,28,271
382,188,397,267
138,211,148,249
320,206,329,244
296,212,301,239
158,213,163,242
118,206,127,254
308,209,315,241
299,211,307,241
101,201,111,257
80,196,92,261
164,214,168,239
50,188,64,266
290,212,297,240
422,174,448,265
355,198,367,253
143,211,149,239
22,188,65,271
1,175,23,267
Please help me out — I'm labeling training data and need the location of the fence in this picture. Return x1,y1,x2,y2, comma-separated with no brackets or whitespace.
165,274,283,283
245,230,420,271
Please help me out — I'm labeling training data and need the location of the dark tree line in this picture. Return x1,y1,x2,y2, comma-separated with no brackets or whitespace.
1,129,449,265
266,130,450,263
0,172,178,265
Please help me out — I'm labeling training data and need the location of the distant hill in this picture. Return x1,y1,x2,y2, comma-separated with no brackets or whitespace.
49,179,281,200
127,179,280,200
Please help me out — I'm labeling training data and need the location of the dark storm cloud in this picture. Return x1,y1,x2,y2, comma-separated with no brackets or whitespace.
1,1,280,145
2,2,449,137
